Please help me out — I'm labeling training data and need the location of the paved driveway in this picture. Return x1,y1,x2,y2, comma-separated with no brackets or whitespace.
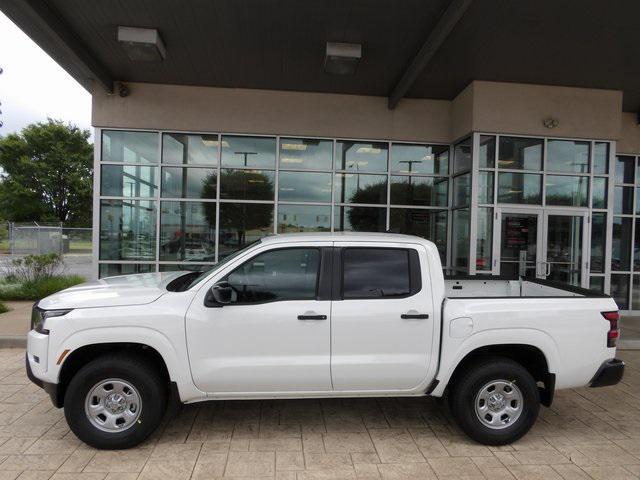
0,349,637,479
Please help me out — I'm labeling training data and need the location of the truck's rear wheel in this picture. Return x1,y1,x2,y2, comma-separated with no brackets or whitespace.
64,354,167,449
449,357,539,445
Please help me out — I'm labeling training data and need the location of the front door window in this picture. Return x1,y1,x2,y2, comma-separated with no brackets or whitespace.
545,215,584,286
500,213,539,277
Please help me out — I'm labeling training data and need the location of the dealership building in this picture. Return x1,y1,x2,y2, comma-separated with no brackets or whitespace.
3,1,640,314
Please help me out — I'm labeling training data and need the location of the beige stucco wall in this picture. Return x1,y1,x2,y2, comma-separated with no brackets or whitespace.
450,82,474,142
618,112,640,154
92,83,452,143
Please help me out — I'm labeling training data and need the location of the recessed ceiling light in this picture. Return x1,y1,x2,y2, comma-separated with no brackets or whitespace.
325,42,362,75
117,26,166,62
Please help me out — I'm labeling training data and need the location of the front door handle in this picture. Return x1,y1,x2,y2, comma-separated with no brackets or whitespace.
401,313,429,319
298,314,327,320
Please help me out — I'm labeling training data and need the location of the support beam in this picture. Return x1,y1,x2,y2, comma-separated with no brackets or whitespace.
0,0,113,93
388,0,472,109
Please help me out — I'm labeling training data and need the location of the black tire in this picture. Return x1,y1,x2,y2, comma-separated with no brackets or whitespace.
64,354,167,449
449,357,540,445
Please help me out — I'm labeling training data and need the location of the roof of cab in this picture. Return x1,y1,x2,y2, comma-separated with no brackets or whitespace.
259,231,435,246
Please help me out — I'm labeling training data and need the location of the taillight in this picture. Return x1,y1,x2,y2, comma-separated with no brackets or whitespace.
601,311,619,348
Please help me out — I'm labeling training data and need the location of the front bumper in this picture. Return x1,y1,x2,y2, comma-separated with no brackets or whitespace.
25,353,62,407
590,358,625,388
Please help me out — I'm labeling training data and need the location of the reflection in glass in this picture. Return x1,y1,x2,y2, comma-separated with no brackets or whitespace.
218,203,274,259
159,264,209,272
479,136,496,168
476,208,492,271
591,213,606,273
453,174,470,207
592,177,607,209
278,172,331,203
610,274,629,309
452,209,469,270
614,186,633,214
390,176,447,206
615,155,635,184
546,140,590,173
334,173,387,204
279,138,332,170
612,217,632,271
500,213,537,277
335,141,388,173
162,133,219,165
453,138,471,173
545,175,588,207
633,275,640,309
99,263,154,278
389,209,447,262
220,169,275,200
102,130,158,164
390,144,448,175
101,165,157,197
478,171,494,204
277,205,331,233
334,206,386,232
636,219,640,271
160,201,216,262
498,137,542,170
589,276,605,293
99,200,156,261
221,136,276,168
161,168,216,199
498,173,541,204
546,215,583,286
593,142,609,175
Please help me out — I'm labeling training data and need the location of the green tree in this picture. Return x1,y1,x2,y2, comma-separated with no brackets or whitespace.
0,119,93,225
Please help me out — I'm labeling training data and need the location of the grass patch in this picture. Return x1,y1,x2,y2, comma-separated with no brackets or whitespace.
0,275,85,301
0,302,8,314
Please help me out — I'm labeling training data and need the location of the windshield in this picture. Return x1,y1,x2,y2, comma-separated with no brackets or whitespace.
185,240,262,289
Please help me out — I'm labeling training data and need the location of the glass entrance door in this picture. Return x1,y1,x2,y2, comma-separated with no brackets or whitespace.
542,212,588,287
498,210,542,278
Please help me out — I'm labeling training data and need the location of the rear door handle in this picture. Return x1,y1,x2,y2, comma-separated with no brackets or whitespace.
297,314,327,320
401,313,429,319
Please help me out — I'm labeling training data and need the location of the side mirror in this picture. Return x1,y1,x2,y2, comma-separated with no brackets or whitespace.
210,281,235,305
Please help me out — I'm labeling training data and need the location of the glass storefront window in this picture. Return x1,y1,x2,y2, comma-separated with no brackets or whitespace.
590,213,606,273
334,206,386,232
615,155,635,184
99,200,156,261
389,209,447,262
162,133,219,165
611,274,630,309
614,186,633,214
453,174,470,207
589,276,605,293
476,207,493,272
159,264,210,272
633,275,640,309
478,171,494,204
497,173,541,204
479,136,495,168
221,136,276,168
159,201,216,262
278,171,332,203
592,177,608,209
498,137,542,170
546,140,590,173
390,144,448,175
99,263,155,278
452,209,470,270
277,205,331,233
545,175,588,207
161,167,216,199
218,203,274,259
102,130,158,164
219,169,275,200
593,142,609,175
390,176,448,207
334,173,387,204
335,141,388,173
612,217,632,271
453,138,471,173
101,165,157,197
635,218,640,271
279,138,333,170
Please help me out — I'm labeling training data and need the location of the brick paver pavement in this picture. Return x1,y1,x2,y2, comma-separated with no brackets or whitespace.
0,348,637,479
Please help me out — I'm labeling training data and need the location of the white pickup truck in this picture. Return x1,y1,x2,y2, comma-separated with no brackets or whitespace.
26,232,624,449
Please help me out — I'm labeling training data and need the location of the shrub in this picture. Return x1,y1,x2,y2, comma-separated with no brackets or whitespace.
6,253,64,283
0,275,85,301
0,302,8,314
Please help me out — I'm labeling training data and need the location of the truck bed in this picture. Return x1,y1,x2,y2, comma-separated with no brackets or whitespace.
444,276,604,298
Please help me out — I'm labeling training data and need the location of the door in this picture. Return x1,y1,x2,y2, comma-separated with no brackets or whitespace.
185,243,332,393
542,211,588,287
330,243,435,391
496,208,543,277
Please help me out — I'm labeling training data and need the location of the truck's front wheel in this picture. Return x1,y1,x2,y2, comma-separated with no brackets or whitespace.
449,357,540,445
64,354,167,449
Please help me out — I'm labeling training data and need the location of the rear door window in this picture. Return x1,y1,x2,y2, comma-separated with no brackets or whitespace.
342,248,416,299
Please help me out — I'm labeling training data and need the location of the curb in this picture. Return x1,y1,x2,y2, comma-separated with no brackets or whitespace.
0,336,27,348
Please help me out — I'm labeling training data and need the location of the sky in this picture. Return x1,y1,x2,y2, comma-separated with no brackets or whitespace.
0,11,91,137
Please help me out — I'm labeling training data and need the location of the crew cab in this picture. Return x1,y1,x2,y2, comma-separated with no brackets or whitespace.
26,232,624,449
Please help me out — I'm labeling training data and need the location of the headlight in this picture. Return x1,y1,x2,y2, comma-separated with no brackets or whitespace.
30,305,73,334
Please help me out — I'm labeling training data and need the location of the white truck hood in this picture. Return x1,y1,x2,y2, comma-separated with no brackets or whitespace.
37,271,189,310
